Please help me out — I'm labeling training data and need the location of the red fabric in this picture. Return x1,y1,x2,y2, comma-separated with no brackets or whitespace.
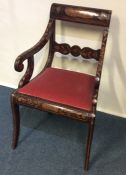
18,68,96,111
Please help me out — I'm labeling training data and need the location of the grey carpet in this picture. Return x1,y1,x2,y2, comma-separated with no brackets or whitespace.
0,85,126,175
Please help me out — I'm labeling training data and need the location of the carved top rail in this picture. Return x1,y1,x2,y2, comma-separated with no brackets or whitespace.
50,3,112,27
54,42,100,60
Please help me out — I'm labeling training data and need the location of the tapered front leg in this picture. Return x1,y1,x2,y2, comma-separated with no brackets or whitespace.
11,94,20,149
84,117,95,170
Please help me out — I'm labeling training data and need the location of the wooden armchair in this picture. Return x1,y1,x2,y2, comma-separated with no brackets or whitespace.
11,3,112,170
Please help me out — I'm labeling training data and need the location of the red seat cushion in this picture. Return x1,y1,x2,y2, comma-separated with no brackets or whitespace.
18,68,96,111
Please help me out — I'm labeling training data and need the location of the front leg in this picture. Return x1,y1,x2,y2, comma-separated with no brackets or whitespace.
11,93,20,149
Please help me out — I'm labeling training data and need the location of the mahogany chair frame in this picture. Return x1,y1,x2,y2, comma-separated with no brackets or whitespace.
11,3,112,170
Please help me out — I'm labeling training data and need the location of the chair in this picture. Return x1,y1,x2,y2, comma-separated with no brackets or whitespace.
11,3,112,170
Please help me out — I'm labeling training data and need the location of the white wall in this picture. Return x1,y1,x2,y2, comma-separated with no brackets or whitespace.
0,0,126,118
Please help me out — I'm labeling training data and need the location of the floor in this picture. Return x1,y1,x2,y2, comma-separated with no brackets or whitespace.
0,85,126,175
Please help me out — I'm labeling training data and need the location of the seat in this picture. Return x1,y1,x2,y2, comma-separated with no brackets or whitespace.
11,3,112,170
18,68,96,111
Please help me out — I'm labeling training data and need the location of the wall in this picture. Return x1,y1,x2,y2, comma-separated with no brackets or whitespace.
0,0,126,118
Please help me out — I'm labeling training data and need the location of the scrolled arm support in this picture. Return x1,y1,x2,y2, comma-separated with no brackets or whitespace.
14,19,54,87
15,57,25,72
18,56,34,88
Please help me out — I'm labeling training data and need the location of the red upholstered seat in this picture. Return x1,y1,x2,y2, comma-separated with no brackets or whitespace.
18,68,96,111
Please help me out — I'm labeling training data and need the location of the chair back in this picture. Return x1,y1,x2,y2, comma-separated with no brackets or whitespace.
47,3,112,86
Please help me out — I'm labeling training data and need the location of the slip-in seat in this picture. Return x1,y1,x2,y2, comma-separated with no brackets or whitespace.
18,68,96,111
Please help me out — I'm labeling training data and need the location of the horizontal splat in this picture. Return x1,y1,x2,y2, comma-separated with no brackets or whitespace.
54,42,100,60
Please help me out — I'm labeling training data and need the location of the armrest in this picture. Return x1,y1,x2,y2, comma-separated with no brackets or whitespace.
15,19,54,72
14,19,54,88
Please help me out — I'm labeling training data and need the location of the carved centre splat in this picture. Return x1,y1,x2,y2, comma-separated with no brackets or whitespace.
54,42,100,60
